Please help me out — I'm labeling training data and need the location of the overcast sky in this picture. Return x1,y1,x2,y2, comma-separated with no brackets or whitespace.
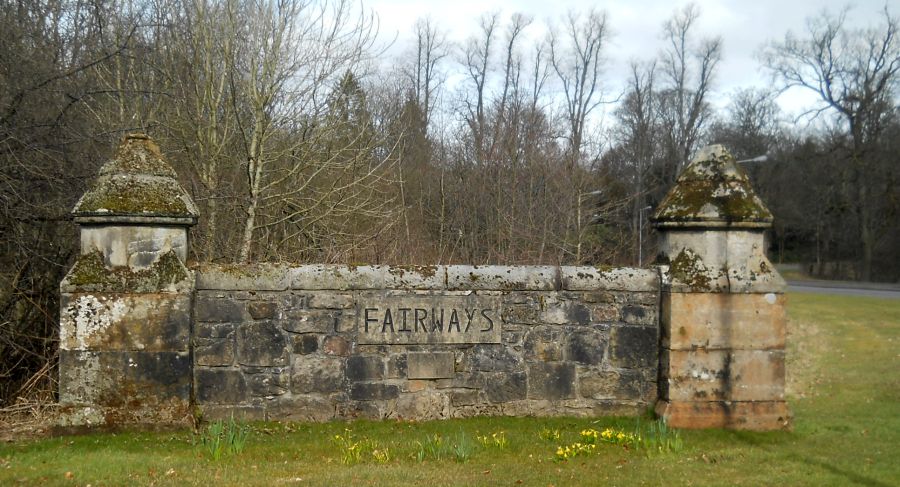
367,0,889,118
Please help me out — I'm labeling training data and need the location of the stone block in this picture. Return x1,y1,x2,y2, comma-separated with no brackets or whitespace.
195,263,292,291
445,265,557,291
290,355,344,394
346,355,385,381
407,352,455,379
524,328,563,362
267,395,337,422
59,350,190,406
291,265,444,290
195,323,235,339
665,349,785,402
539,300,591,325
60,293,190,352
656,400,792,430
195,338,234,366
621,305,657,326
484,371,527,402
292,335,319,354
308,293,355,309
579,369,643,400
592,304,619,322
194,294,245,322
247,301,277,320
195,368,247,404
563,330,607,365
280,310,337,334
387,353,407,378
472,345,522,372
236,321,286,366
349,383,400,401
609,325,658,368
245,367,289,397
323,335,350,356
663,292,786,350
527,362,576,400
199,404,266,421
560,267,659,292
450,390,480,406
394,391,449,419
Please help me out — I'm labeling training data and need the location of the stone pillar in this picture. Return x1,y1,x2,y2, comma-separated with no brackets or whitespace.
652,145,791,430
58,134,198,426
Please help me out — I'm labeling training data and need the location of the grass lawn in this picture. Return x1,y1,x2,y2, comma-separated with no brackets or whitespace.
1,292,898,486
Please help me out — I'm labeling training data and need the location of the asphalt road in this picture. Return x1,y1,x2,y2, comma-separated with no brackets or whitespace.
787,279,900,299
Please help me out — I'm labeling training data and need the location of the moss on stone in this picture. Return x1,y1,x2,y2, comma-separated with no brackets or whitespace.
654,145,773,225
75,176,191,216
655,179,772,223
99,134,177,178
66,250,189,293
668,248,712,291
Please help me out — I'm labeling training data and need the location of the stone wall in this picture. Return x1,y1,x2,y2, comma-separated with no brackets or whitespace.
58,135,790,431
192,265,660,421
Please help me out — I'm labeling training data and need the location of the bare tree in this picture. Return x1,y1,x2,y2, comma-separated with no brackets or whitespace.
461,12,499,165
658,3,721,180
410,17,449,130
762,6,900,280
549,8,610,166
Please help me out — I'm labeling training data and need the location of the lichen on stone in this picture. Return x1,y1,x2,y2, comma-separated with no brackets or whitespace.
99,134,177,178
65,250,190,293
75,175,192,216
668,248,713,291
653,144,773,225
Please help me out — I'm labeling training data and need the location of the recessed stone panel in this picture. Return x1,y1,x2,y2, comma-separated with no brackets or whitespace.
407,352,455,379
358,294,501,344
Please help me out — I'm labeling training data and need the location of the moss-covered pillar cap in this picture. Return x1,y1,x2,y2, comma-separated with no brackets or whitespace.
72,133,198,225
652,145,772,230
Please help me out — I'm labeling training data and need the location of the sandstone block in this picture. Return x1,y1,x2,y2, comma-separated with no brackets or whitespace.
655,400,792,430
407,352,455,379
349,383,400,401
292,335,319,354
563,330,607,365
662,292,786,350
665,349,785,402
195,338,234,366
195,368,247,404
346,355,385,381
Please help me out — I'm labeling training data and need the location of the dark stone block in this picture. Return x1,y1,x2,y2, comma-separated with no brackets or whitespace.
248,301,277,320
610,325,658,368
195,368,247,404
59,350,191,406
195,296,245,322
195,338,234,366
567,303,591,325
292,335,319,354
484,371,527,402
451,390,480,406
349,383,399,401
622,305,655,325
291,355,344,393
346,355,385,381
528,362,576,400
564,330,607,365
472,345,522,372
237,321,286,366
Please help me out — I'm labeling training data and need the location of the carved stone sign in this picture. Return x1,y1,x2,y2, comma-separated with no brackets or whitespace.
358,294,501,344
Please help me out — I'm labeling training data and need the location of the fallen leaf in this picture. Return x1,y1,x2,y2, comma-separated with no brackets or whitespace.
64,471,74,479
